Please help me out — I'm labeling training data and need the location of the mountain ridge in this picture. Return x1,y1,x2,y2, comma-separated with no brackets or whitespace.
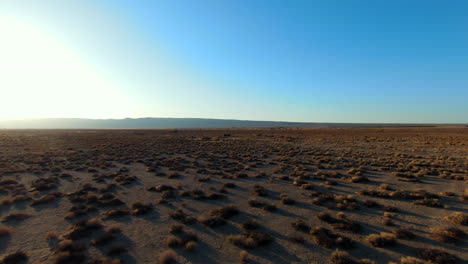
0,117,446,129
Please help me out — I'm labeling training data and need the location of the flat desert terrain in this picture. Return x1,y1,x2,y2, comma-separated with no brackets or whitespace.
0,127,466,264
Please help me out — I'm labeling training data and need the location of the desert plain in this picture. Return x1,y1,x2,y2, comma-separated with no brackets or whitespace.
0,127,466,264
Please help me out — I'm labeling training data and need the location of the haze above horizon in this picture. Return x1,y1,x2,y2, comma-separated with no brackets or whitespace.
1,1,467,123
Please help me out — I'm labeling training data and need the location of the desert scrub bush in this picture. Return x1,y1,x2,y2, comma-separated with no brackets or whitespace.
210,204,239,219
131,202,153,215
417,248,459,264
239,250,249,263
328,250,358,264
310,227,353,249
252,185,268,196
199,215,226,227
185,241,197,251
106,245,127,256
158,249,176,264
365,232,397,247
291,219,310,232
444,212,467,226
46,231,58,240
242,219,260,230
228,232,273,249
169,224,183,234
280,193,295,205
392,228,415,239
92,232,116,246
317,212,334,223
31,192,62,206
429,227,465,243
1,251,28,264
288,235,305,244
1,213,32,223
147,184,174,192
0,226,12,237
247,199,276,212
102,209,130,219
413,198,443,208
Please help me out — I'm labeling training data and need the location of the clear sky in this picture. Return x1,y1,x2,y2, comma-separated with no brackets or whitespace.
1,0,467,123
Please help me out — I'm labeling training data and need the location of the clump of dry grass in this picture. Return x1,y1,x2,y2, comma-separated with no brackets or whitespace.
239,250,249,263
310,227,353,249
444,212,467,226
106,245,127,256
1,213,32,223
365,232,397,247
210,204,239,219
54,240,88,264
131,202,153,215
413,198,443,208
169,224,183,234
291,219,310,232
248,199,277,212
328,250,357,264
252,185,268,196
429,227,465,243
0,226,12,237
185,241,197,251
392,228,415,239
280,193,295,205
46,231,58,240
393,256,425,264
102,209,131,219
242,219,260,230
227,232,273,249
92,232,116,246
158,250,176,264
417,248,459,264
1,251,28,264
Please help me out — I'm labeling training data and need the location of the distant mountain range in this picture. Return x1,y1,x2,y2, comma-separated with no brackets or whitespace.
0,118,442,129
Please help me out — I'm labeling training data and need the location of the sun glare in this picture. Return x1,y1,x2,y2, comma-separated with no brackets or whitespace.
0,16,132,120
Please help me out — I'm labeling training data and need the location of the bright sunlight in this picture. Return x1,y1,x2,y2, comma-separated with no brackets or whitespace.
0,16,132,120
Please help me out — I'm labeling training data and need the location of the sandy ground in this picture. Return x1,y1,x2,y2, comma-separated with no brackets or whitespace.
0,127,466,264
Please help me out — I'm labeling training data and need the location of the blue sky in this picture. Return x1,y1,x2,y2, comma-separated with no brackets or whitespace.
0,0,467,123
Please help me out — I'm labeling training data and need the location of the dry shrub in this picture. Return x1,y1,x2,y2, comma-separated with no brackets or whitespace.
291,219,310,232
239,250,248,263
242,219,260,230
103,209,130,219
429,227,465,243
328,250,357,264
280,193,295,205
106,245,127,256
444,212,467,226
417,248,459,264
92,232,115,246
0,226,12,237
397,256,425,264
317,212,334,223
210,204,239,219
413,198,443,208
46,231,58,240
169,224,183,234
227,232,273,249
310,227,353,249
1,213,32,223
1,251,28,264
392,228,415,239
365,232,397,247
199,215,226,227
185,241,197,251
158,250,176,264
131,202,153,215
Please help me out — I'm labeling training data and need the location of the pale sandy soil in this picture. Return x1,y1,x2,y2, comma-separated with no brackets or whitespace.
0,127,466,264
